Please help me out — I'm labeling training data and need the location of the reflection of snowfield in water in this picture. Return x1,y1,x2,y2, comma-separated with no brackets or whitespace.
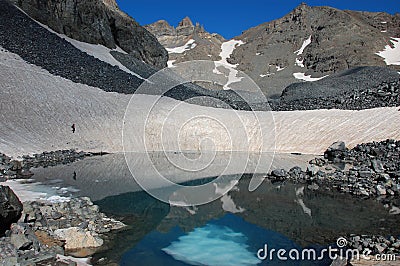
163,224,260,266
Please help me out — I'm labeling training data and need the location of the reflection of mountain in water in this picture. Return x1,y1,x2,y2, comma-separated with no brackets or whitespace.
31,152,315,201
93,175,400,264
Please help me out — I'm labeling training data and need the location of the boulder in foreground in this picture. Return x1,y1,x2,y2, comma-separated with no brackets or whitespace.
0,186,22,236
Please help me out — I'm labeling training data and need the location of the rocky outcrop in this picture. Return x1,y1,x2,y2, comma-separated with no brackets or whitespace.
11,0,167,68
272,66,400,110
0,186,22,236
145,17,225,62
54,227,103,250
0,196,125,264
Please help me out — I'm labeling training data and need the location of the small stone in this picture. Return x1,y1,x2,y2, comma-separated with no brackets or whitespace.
375,244,386,254
376,185,387,195
371,159,384,173
271,169,286,178
308,183,319,191
10,233,33,250
359,171,373,178
389,206,400,215
307,165,319,176
51,211,63,220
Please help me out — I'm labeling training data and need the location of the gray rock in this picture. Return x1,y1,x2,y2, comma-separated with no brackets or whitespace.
0,186,23,235
376,185,387,196
324,142,346,162
371,159,384,173
375,243,386,253
307,164,319,176
389,206,400,215
51,211,63,220
271,169,287,178
359,171,373,178
10,234,32,250
1,257,19,266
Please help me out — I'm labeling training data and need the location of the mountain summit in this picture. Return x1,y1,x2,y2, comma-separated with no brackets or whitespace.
145,17,225,65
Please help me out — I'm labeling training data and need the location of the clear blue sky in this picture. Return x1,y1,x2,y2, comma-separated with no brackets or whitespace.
116,0,399,39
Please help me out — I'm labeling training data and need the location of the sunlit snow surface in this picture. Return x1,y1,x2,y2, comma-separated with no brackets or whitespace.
376,38,400,65
166,39,197,54
215,39,245,90
1,48,400,157
295,36,312,56
293,72,328,82
162,224,261,266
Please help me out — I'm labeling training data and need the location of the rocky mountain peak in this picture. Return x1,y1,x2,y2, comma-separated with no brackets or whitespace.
178,16,194,27
102,0,118,9
177,16,195,36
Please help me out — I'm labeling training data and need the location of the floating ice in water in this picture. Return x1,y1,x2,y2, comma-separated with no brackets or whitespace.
162,224,260,266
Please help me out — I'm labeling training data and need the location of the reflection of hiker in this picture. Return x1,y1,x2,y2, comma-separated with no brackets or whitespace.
71,123,76,133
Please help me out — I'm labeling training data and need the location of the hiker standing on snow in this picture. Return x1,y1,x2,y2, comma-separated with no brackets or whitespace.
71,123,76,133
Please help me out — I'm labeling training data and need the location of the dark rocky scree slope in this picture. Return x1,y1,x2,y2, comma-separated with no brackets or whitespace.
271,66,400,110
11,0,168,68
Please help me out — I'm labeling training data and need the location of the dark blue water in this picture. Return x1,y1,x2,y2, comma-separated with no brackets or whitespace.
92,176,400,266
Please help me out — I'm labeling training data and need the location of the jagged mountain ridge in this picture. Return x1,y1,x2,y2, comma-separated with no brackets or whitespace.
11,0,168,68
145,17,226,64
146,4,400,97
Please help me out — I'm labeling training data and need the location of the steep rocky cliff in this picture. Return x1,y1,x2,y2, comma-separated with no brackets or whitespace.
146,17,225,64
11,0,168,68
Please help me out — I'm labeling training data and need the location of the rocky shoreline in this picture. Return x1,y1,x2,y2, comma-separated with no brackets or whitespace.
265,139,400,260
0,150,102,182
1,150,124,265
0,193,125,265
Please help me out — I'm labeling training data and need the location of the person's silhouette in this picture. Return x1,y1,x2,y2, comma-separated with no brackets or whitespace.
71,124,76,133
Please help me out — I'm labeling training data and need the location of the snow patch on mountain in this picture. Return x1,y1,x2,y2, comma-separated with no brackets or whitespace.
25,16,149,80
276,66,285,72
295,36,312,55
167,60,176,68
376,38,400,66
295,58,305,68
293,72,328,82
215,40,245,90
166,39,197,54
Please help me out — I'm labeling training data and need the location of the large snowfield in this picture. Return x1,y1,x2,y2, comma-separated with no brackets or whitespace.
1,48,399,158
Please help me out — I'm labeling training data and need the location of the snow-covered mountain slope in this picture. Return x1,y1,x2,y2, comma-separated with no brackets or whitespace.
1,48,399,158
